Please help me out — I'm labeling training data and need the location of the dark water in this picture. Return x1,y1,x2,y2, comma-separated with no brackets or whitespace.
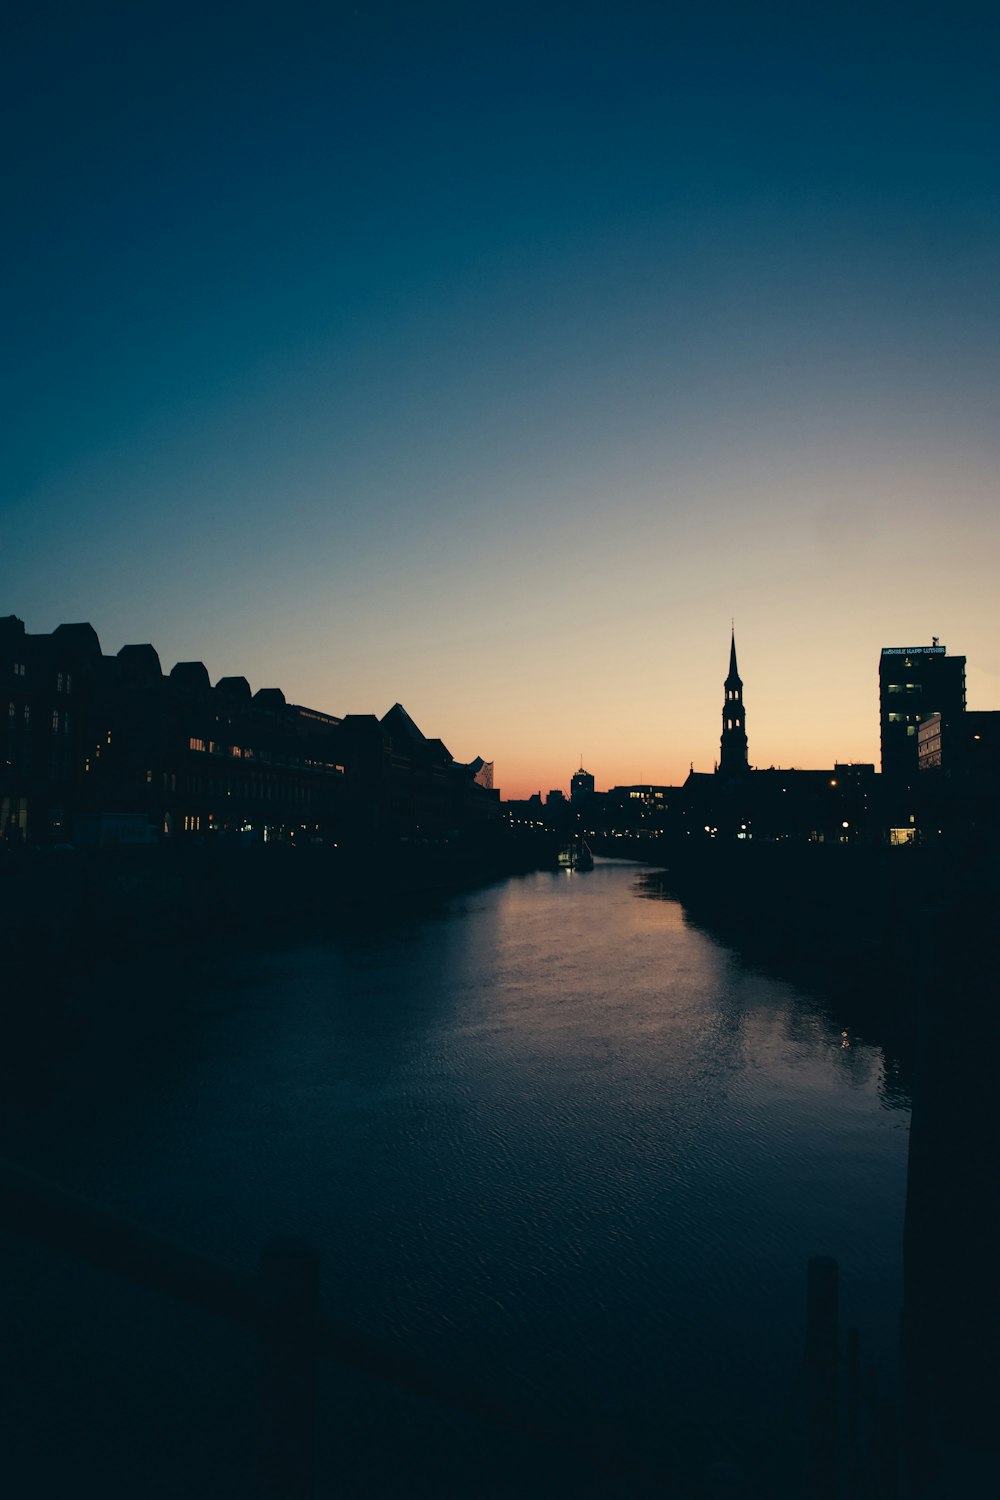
2,861,909,1496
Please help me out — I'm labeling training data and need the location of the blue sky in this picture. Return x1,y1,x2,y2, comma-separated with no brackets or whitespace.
4,1,999,792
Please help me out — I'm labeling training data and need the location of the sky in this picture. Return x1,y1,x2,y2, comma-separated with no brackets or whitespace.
4,1,999,797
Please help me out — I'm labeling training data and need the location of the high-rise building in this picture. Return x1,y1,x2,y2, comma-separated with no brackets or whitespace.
570,765,595,802
879,642,965,783
719,629,749,776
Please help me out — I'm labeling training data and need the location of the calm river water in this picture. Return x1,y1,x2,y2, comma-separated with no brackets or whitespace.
3,860,910,1497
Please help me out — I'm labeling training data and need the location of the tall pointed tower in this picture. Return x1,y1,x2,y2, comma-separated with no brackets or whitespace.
719,629,749,776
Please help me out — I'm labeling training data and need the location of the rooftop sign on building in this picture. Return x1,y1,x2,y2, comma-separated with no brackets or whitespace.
880,646,946,656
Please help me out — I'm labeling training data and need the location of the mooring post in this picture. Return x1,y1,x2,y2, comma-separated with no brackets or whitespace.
875,1399,898,1500
804,1255,839,1500
258,1237,321,1500
846,1326,861,1498
864,1364,879,1499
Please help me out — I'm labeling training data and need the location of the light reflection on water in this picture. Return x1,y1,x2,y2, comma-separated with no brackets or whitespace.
4,860,910,1496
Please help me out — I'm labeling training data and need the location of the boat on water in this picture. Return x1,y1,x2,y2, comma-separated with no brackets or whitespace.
557,837,594,871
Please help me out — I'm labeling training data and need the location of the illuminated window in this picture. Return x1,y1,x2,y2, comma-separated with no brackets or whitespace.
887,684,903,694
189,737,206,752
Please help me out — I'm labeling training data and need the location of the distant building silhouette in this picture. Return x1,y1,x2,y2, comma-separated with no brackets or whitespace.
682,630,878,843
471,759,494,791
879,642,965,784
570,765,595,803
719,629,749,777
602,785,675,839
916,708,1000,841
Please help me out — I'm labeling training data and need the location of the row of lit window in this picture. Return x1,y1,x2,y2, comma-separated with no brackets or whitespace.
189,738,259,759
189,737,345,776
6,702,73,732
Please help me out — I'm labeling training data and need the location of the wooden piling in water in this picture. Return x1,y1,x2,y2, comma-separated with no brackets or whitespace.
259,1238,321,1500
846,1326,861,1498
804,1255,839,1500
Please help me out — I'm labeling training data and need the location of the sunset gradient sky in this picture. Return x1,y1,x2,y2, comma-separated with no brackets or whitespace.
4,2,999,797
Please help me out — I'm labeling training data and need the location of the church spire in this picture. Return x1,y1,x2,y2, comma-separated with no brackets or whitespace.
725,627,742,691
719,628,749,776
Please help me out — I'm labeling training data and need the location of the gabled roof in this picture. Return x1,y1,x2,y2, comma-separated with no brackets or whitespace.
170,661,211,692
52,622,102,657
254,687,287,712
380,703,426,745
339,713,384,739
117,643,163,684
215,675,252,704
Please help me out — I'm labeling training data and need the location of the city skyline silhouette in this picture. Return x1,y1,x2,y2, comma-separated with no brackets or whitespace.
5,3,999,797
